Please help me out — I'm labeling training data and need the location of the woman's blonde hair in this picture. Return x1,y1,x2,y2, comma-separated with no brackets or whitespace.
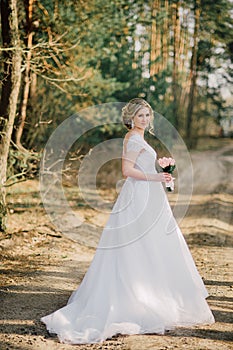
121,98,154,135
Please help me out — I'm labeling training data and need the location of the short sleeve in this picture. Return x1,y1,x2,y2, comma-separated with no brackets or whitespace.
125,135,145,154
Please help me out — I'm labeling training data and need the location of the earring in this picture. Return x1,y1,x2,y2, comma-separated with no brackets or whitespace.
131,120,134,129
148,122,154,135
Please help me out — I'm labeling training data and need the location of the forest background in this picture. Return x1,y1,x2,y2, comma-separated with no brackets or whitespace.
0,2,233,349
0,0,232,231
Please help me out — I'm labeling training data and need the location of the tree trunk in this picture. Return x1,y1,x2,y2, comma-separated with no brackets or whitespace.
15,0,34,151
0,0,12,120
150,0,161,78
162,0,169,70
186,0,201,147
0,0,22,232
179,9,190,108
172,0,181,130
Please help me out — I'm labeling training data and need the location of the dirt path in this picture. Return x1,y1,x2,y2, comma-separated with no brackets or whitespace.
0,139,232,350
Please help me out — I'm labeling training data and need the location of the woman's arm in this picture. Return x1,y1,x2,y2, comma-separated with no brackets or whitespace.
122,151,172,182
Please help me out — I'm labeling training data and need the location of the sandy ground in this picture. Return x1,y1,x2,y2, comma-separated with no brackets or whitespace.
0,138,233,350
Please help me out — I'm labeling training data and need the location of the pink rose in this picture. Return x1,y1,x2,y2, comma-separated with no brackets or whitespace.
158,157,175,168
168,157,175,166
158,157,168,168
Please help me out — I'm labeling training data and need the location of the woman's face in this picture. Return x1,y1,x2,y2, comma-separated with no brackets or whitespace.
133,107,151,130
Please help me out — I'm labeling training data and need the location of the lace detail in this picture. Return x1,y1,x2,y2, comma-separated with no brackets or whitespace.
124,134,145,154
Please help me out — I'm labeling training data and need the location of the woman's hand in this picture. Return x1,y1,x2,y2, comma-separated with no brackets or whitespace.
154,172,172,183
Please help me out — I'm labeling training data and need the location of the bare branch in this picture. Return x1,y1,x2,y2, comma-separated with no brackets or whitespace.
4,169,28,185
3,177,28,187
36,73,87,83
49,81,71,94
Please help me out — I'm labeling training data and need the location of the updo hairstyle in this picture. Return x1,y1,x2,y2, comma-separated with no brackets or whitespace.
121,98,154,133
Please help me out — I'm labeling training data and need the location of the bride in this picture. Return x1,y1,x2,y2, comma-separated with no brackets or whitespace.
41,98,215,344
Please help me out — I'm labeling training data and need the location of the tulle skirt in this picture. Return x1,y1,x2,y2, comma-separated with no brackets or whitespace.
41,178,215,344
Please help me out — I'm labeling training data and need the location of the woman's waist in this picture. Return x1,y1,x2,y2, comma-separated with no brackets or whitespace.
126,171,158,182
134,165,158,174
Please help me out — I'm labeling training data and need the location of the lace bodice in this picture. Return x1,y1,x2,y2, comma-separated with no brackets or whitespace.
123,133,157,174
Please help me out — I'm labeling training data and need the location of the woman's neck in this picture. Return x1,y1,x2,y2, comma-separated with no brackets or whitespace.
131,127,145,138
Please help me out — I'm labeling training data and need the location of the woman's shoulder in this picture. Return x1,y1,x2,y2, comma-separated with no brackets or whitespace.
123,132,145,154
124,132,143,143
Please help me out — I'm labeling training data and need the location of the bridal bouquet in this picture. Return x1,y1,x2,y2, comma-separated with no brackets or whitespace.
158,157,176,192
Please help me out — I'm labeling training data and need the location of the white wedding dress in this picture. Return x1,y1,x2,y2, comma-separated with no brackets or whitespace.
41,133,215,344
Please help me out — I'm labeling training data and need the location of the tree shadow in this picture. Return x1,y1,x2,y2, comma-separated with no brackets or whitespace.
172,197,233,226
0,340,29,350
184,232,233,248
204,279,233,287
212,309,233,324
156,327,233,342
0,260,91,339
0,284,72,338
